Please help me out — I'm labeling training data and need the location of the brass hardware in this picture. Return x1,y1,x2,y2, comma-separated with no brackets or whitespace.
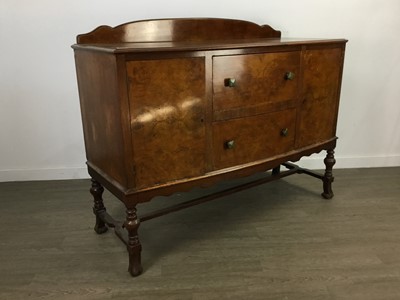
281,128,289,137
225,140,235,149
224,78,236,87
284,72,295,80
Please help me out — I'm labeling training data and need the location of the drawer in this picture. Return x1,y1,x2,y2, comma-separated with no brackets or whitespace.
212,109,296,170
213,52,300,120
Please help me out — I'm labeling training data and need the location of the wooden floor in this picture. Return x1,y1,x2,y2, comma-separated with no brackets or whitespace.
1,167,400,300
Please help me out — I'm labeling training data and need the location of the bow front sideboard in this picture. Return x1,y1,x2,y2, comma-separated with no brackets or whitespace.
72,18,347,276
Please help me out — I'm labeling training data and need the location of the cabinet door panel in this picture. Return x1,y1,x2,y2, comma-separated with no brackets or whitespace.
297,48,343,148
126,58,206,188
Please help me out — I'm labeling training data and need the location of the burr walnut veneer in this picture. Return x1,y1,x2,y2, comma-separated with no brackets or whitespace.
72,18,347,276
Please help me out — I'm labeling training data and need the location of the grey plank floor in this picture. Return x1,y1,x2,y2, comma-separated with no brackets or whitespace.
0,167,400,300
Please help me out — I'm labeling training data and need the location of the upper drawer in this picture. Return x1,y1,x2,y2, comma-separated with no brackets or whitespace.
213,51,300,120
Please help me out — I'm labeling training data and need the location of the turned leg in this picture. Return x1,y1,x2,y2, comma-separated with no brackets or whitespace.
90,179,108,234
124,207,143,276
321,149,336,199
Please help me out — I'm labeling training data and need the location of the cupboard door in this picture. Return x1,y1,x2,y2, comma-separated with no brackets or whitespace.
296,48,344,148
126,58,206,188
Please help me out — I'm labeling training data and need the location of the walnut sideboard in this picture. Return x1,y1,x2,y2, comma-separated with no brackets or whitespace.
72,18,347,276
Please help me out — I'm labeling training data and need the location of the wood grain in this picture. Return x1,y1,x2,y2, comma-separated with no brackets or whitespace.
296,47,345,148
73,18,347,277
126,58,206,188
212,109,296,169
213,51,300,117
74,51,129,187
76,18,281,44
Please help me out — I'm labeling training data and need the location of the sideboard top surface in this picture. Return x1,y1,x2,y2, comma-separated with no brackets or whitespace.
72,38,347,53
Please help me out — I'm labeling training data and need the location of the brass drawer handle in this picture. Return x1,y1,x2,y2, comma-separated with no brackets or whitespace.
224,78,236,87
281,128,289,137
284,72,295,80
225,140,235,149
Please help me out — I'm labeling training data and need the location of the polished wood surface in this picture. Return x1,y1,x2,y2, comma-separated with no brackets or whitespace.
126,58,206,188
212,109,296,169
297,47,344,148
73,18,347,276
72,38,346,54
74,51,130,187
76,18,281,44
213,52,300,117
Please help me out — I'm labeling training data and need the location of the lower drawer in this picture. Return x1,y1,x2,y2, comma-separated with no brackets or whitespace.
212,109,296,169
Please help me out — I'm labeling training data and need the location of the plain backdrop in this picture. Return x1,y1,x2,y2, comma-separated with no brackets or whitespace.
1,0,400,181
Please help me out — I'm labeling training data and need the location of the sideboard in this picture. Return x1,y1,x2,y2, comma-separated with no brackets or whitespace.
72,18,347,276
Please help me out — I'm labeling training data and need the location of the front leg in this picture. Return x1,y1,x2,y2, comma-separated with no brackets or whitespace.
124,207,143,276
321,149,336,199
90,179,108,234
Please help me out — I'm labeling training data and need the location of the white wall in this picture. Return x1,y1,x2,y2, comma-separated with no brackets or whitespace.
1,0,399,182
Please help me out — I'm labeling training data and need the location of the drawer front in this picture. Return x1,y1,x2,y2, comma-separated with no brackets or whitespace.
212,109,296,170
213,52,300,119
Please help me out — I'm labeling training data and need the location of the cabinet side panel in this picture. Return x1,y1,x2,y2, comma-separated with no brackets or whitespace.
127,58,206,188
74,51,127,187
296,47,344,148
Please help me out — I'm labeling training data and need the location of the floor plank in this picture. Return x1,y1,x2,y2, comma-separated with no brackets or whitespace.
0,167,399,299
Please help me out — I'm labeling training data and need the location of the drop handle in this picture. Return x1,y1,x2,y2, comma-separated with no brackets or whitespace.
281,128,289,137
225,140,236,149
224,78,236,87
284,72,295,80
